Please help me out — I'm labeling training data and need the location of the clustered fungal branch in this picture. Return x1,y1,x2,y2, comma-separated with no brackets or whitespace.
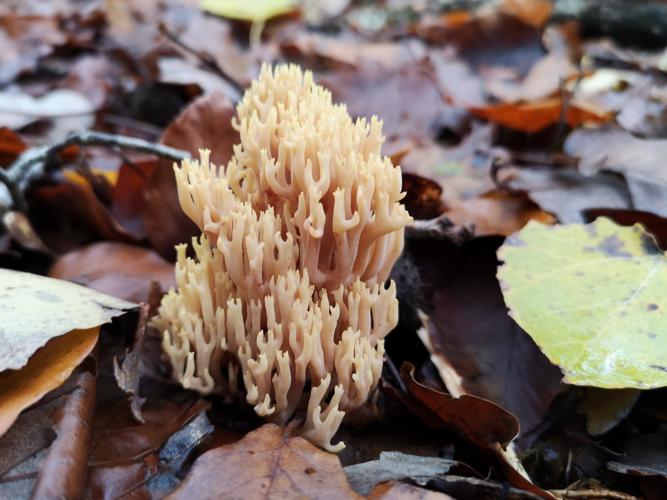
152,64,412,451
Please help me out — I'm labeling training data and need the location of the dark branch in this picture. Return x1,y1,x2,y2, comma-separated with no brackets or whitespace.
1,130,190,213
158,23,244,98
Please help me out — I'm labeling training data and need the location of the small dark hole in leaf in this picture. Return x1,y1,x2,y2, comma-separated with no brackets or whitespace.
305,467,316,475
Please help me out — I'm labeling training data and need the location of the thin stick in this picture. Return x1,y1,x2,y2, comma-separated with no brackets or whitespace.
158,23,244,97
1,130,190,213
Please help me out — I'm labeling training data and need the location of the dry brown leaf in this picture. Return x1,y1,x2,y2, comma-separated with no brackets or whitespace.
168,423,360,500
370,481,455,499
32,371,96,499
144,92,238,259
0,327,99,438
399,363,519,449
49,241,174,303
444,191,555,236
500,0,553,29
470,98,611,133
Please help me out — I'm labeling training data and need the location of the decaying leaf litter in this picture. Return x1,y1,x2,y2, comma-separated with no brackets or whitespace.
1,0,667,498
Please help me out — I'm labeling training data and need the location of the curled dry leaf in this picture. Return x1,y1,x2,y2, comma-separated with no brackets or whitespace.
144,92,238,259
344,451,474,496
444,190,555,237
0,327,98,438
87,398,211,499
406,238,562,443
29,177,139,253
32,371,96,500
565,127,667,217
0,269,134,371
168,423,360,500
49,241,174,304
508,167,633,224
398,363,519,450
470,98,610,133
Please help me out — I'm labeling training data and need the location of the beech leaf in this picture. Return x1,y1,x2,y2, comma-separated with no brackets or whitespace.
0,269,135,371
167,423,360,499
498,217,667,389
0,327,99,437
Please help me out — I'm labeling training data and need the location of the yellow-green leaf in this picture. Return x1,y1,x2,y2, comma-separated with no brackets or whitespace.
0,269,135,371
0,327,99,437
497,218,667,389
201,0,297,22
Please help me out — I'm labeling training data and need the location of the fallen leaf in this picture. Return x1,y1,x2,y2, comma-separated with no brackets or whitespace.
0,327,99,438
369,481,455,499
565,127,667,217
32,371,96,499
402,173,446,220
579,388,640,436
320,57,468,143
0,89,95,129
400,124,496,205
498,217,667,389
144,92,238,259
87,398,211,499
49,241,174,303
607,431,667,478
444,190,555,236
0,127,26,166
344,451,472,496
0,15,65,85
400,363,519,449
500,0,553,29
167,423,360,499
584,209,667,250
470,98,610,133
508,167,633,223
406,237,562,443
114,304,150,422
30,177,139,253
0,269,134,371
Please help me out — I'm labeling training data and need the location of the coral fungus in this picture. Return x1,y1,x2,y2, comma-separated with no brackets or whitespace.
153,64,411,451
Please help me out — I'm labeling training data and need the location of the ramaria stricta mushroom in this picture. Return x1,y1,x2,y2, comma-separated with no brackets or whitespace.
152,64,413,451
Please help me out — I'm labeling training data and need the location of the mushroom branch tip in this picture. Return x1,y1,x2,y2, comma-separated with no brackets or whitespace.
153,63,411,451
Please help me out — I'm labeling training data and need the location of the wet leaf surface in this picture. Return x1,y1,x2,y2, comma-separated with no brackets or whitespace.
498,218,667,388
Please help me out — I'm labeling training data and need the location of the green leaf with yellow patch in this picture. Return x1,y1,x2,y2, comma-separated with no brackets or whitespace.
497,217,667,389
201,0,297,22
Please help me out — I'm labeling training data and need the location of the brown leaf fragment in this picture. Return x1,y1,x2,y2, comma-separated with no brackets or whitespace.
168,423,360,500
32,371,96,500
114,304,150,422
144,92,238,259
344,451,474,496
407,237,562,444
399,363,519,450
470,98,610,133
0,328,99,438
49,241,175,304
607,431,667,479
369,481,455,499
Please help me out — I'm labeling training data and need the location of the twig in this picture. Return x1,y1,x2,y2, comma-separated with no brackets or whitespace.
405,214,474,243
158,23,244,97
1,130,190,213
